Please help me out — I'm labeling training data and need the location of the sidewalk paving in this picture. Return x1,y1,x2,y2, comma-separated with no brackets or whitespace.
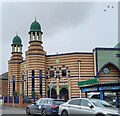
2,105,26,110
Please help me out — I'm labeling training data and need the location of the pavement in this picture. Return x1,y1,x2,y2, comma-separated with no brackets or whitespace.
1,106,26,115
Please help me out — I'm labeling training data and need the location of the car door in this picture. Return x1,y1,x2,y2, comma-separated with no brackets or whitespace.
30,99,42,114
80,99,95,115
67,99,82,116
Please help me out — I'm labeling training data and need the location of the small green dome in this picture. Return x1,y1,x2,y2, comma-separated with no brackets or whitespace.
114,42,120,48
29,19,43,34
12,35,22,45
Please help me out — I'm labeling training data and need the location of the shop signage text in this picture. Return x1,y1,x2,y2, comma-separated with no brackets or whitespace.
78,78,98,87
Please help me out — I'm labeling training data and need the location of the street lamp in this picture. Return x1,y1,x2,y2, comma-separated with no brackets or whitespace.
49,81,53,98
22,75,24,97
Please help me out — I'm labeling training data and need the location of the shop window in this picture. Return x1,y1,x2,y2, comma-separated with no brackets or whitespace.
62,70,66,77
50,71,54,78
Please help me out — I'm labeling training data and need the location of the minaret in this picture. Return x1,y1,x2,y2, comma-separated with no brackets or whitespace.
8,34,23,96
25,18,46,98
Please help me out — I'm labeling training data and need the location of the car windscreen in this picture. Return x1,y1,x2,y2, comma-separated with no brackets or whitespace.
100,100,113,108
53,100,66,105
90,99,113,108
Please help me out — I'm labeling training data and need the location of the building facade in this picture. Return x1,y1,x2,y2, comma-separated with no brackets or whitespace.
8,19,120,102
0,72,8,96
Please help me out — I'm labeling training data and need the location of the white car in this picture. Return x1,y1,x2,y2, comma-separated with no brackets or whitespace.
58,98,120,116
87,92,116,105
0,98,3,105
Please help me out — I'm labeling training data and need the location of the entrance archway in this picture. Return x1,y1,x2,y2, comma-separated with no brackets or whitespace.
60,88,69,101
48,88,57,99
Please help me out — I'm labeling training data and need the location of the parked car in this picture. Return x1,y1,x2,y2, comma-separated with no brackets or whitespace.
58,98,120,116
26,98,66,116
23,97,38,103
87,92,116,105
0,96,3,105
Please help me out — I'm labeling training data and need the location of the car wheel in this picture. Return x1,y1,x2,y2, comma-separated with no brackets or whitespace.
96,114,104,116
61,110,69,116
26,108,31,115
42,109,47,116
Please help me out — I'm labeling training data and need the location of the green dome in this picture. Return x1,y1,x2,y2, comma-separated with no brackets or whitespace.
114,42,120,48
12,35,22,45
29,19,43,34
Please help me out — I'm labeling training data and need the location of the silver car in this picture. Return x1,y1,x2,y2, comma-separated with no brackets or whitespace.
58,98,120,116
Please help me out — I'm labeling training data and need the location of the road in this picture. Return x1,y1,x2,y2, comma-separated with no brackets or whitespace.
1,106,26,116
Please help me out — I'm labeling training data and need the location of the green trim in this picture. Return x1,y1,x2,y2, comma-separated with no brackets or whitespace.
30,20,41,32
12,35,22,45
47,87,57,92
59,86,69,93
97,49,120,72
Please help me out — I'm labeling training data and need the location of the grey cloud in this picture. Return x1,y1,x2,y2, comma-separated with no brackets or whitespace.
2,2,93,37
1,2,118,74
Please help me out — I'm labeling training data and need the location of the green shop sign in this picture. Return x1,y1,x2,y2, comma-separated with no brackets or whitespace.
78,78,98,87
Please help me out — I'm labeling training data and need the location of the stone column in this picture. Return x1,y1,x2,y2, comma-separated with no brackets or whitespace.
38,32,42,42
12,46,15,52
16,45,18,52
35,32,37,40
30,32,33,41
20,46,22,53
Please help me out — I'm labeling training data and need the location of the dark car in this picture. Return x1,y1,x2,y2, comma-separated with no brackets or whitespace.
26,98,66,116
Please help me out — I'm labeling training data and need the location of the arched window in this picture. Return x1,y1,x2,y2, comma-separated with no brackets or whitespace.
50,70,54,78
47,66,55,78
61,65,70,77
62,70,66,77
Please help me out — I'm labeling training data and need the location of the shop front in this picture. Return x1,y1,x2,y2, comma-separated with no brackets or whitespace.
78,78,120,108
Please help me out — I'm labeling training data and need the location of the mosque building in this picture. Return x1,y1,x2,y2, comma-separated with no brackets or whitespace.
8,19,120,106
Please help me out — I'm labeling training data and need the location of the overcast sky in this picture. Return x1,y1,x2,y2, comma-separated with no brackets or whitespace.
0,1,119,74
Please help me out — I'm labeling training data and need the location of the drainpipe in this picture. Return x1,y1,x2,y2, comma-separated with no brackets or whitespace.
78,60,81,98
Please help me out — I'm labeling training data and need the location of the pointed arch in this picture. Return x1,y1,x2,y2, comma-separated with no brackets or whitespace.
98,62,120,77
59,87,69,101
47,87,57,99
59,86,68,93
99,62,120,72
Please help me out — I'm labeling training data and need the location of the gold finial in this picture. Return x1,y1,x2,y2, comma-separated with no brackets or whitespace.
16,32,18,36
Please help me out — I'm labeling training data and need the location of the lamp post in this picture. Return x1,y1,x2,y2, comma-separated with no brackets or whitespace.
56,59,60,99
68,69,71,100
26,72,28,98
49,81,53,98
22,75,24,97
24,73,28,98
